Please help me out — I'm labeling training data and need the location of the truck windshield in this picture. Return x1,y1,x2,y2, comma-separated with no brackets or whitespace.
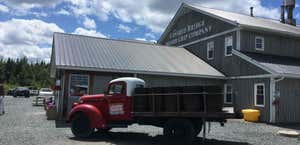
109,84,124,95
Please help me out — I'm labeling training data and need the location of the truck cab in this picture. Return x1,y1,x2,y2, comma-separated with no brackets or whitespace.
68,77,145,137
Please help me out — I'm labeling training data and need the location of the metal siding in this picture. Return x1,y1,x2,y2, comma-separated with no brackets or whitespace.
277,78,300,123
240,30,300,59
228,78,270,122
93,75,113,94
53,33,224,78
184,32,268,77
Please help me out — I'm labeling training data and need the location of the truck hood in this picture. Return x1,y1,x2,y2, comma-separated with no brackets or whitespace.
80,94,105,102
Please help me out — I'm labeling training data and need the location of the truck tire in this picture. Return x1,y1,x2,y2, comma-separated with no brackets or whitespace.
193,121,203,137
163,119,195,145
71,113,94,138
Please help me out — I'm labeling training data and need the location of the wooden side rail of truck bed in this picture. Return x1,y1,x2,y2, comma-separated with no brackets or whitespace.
132,91,233,121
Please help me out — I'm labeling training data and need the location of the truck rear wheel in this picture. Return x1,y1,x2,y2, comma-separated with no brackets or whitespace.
71,113,94,138
193,120,203,137
163,119,195,145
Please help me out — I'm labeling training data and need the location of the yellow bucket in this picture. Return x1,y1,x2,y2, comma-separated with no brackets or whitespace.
242,109,260,122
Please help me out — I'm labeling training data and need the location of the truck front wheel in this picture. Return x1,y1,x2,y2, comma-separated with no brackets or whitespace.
71,113,94,138
163,119,195,145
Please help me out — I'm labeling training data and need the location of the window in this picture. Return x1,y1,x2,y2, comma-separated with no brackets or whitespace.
225,36,233,56
224,84,233,104
254,83,265,107
109,83,125,95
69,74,89,96
255,36,264,51
207,41,215,60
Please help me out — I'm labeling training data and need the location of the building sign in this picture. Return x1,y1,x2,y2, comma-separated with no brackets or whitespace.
166,20,212,45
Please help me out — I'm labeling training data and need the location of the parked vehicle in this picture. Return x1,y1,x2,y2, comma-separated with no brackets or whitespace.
13,87,30,98
68,77,233,144
7,88,16,96
39,88,53,97
0,84,4,115
28,86,39,96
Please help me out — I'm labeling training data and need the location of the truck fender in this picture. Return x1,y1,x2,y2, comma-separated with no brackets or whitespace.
68,104,106,129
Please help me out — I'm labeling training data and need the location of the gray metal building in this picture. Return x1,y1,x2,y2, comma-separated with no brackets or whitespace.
50,33,225,119
158,3,300,123
51,2,300,123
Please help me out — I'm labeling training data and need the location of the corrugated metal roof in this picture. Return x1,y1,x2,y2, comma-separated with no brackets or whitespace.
52,33,224,78
244,52,300,76
189,4,300,36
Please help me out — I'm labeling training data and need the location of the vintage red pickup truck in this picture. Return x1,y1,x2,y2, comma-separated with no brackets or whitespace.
68,77,232,144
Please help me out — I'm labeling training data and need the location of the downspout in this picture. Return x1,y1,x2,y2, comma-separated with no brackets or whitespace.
269,76,284,123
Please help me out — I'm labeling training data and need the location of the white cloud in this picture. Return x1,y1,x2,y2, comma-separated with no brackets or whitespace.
0,19,64,61
135,38,147,41
117,24,132,33
296,13,300,19
57,9,71,16
2,0,63,15
83,17,96,29
73,27,107,38
145,32,156,39
65,0,282,34
0,4,9,13
135,37,157,43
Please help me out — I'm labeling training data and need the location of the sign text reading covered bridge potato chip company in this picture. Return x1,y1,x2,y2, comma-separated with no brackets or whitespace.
166,20,212,45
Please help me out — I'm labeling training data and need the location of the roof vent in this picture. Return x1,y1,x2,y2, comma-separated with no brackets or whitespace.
250,7,254,17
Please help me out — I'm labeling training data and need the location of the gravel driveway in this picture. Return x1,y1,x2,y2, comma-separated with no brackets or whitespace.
0,96,299,145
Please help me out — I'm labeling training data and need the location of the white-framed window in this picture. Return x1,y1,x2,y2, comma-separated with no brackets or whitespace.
254,83,265,107
69,74,89,96
224,84,233,104
225,36,233,56
207,41,214,60
255,36,264,51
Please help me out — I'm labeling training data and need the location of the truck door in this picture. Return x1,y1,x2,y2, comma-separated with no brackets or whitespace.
106,81,131,121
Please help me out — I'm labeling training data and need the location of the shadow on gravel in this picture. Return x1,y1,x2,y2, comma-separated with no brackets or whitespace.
69,132,251,145
270,123,300,131
55,120,70,128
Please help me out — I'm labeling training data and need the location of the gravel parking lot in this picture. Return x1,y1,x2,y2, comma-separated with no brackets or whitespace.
0,96,299,145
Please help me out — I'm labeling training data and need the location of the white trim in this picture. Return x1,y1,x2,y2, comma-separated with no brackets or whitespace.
179,28,238,47
232,49,275,74
229,74,273,79
224,84,233,104
207,41,214,60
269,77,275,123
56,65,226,79
254,83,265,107
68,74,90,96
225,35,233,56
255,36,265,51
236,28,241,50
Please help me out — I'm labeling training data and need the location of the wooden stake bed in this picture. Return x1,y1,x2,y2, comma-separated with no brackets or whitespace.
132,86,233,120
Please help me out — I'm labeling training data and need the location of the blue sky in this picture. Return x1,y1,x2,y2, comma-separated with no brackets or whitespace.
0,0,299,62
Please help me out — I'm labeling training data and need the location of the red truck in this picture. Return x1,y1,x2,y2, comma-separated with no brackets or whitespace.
68,77,232,144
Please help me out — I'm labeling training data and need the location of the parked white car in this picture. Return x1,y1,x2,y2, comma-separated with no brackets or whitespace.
39,88,53,97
